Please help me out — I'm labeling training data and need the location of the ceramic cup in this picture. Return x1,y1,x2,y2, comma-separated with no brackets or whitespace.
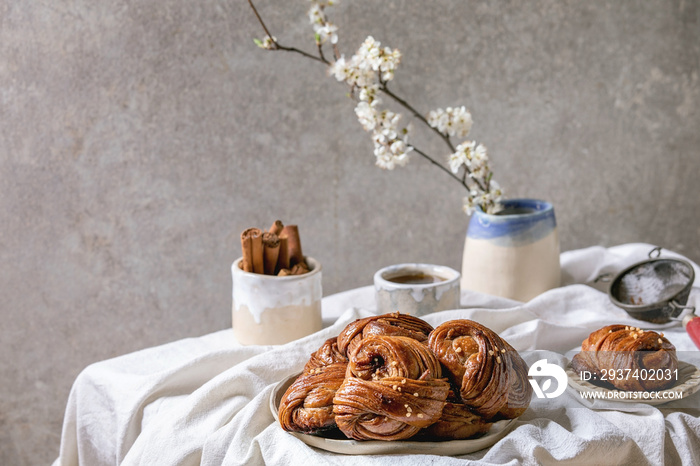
374,263,461,316
231,256,322,345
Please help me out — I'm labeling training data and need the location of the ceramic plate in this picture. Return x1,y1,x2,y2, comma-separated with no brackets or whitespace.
269,372,517,456
566,360,700,405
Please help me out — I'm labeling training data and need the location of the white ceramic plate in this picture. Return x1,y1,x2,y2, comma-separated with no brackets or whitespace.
270,373,517,456
566,359,700,405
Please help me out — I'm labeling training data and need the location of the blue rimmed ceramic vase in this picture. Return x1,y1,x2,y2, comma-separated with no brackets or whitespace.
460,199,561,301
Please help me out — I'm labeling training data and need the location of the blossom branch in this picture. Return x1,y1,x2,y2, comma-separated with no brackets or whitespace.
247,0,502,214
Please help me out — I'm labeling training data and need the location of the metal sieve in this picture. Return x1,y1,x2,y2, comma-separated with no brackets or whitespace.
600,247,696,324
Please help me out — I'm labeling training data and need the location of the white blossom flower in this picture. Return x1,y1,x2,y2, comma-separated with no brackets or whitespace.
328,55,349,81
374,142,411,170
308,1,339,44
461,180,503,215
462,190,480,215
255,35,277,50
358,84,380,103
315,22,338,44
427,106,473,138
354,100,379,131
488,180,503,206
468,143,489,180
473,143,487,164
329,54,373,88
357,36,382,71
378,47,401,81
308,4,324,25
371,117,398,145
390,139,407,155
428,108,448,134
369,112,412,169
451,106,472,137
449,141,476,174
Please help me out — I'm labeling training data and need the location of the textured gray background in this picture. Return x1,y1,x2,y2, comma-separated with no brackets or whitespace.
1,0,699,463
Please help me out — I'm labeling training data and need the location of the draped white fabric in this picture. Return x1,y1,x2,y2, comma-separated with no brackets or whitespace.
54,244,700,465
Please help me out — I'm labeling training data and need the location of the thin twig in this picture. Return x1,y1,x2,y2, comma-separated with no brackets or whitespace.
316,41,327,63
410,146,465,186
247,0,275,44
248,0,329,64
277,44,329,63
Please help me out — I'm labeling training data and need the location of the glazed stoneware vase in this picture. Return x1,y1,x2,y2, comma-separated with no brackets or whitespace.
460,199,561,301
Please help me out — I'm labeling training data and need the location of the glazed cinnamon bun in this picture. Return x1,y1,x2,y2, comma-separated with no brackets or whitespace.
571,325,677,391
333,335,450,441
428,319,532,420
336,312,434,358
278,362,347,434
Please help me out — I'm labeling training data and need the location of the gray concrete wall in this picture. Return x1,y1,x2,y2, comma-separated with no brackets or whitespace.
2,1,698,463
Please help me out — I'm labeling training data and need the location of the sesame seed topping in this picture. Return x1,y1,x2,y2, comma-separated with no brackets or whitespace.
401,379,406,384
397,387,402,392
417,413,424,418
660,333,664,337
414,393,419,397
393,385,398,390
406,412,412,417
501,349,506,353
455,347,462,353
497,356,502,364
488,350,494,356
658,338,663,344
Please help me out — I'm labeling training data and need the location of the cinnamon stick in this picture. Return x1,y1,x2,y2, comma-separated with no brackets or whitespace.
241,227,264,274
262,232,280,275
240,229,254,272
277,234,290,271
269,219,284,236
290,262,309,275
282,225,303,267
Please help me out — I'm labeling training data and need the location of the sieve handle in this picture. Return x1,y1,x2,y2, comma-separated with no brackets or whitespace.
670,301,695,312
669,301,696,321
648,246,662,258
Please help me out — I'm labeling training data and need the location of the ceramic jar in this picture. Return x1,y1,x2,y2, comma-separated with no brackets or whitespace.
461,199,560,301
231,256,322,345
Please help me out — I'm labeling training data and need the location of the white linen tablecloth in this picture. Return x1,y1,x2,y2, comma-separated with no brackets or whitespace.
54,244,700,465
